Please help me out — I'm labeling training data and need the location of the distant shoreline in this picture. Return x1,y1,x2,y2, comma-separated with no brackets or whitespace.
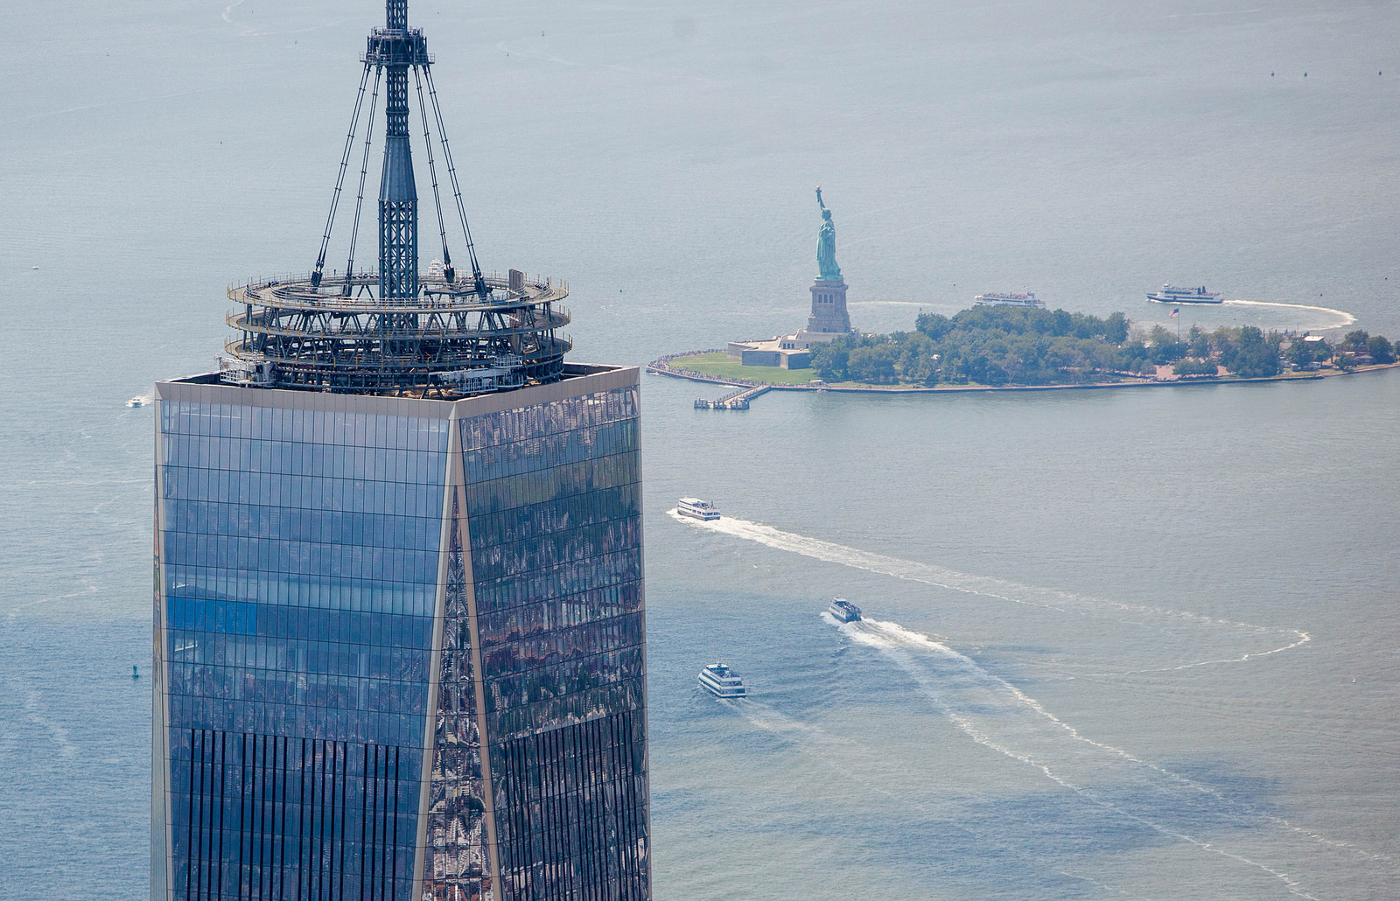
647,351,1400,396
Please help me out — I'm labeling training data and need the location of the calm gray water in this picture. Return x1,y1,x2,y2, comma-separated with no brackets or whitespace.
2,1,1398,898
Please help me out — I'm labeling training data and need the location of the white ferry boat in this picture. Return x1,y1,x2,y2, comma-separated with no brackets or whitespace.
1147,284,1223,304
698,663,746,698
974,291,1044,309
828,598,862,623
127,396,146,408
677,497,720,521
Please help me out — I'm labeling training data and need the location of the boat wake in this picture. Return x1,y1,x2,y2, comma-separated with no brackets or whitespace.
1222,299,1356,329
719,692,1139,896
674,508,1390,888
667,509,1309,672
822,614,1381,898
23,690,77,760
670,509,1392,888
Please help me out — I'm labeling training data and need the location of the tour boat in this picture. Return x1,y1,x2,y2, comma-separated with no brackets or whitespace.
698,663,746,698
127,396,146,408
974,291,1044,309
677,497,720,521
1147,284,1224,304
828,598,862,623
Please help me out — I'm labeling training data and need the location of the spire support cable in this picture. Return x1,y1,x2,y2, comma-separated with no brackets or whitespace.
412,64,454,283
312,62,373,288
343,66,383,296
422,65,486,296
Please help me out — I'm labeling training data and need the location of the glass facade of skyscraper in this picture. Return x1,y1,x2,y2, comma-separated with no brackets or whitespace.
154,366,647,901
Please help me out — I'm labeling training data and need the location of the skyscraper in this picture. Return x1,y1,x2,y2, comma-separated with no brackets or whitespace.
151,4,648,901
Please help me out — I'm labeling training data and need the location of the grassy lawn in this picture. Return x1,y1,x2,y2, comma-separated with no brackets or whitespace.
672,353,823,385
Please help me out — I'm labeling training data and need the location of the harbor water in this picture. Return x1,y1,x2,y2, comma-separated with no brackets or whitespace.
1,1,1398,898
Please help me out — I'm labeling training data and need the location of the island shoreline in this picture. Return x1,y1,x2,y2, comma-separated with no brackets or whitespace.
647,351,1400,396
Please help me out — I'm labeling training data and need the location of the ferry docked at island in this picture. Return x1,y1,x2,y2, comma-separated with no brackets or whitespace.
698,663,746,698
828,598,862,623
677,497,721,521
975,291,1045,309
1147,284,1224,304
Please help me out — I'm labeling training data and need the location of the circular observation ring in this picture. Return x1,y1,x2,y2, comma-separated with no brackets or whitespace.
221,272,572,397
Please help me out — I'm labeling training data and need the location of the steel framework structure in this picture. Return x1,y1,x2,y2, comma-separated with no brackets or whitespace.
221,0,570,397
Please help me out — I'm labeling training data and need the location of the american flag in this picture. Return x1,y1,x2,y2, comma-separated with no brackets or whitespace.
1169,308,1179,318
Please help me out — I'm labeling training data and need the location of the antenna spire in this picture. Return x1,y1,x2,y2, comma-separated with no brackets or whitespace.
387,0,407,30
371,0,423,300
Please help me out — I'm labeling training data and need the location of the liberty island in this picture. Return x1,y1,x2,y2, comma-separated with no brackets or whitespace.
657,187,1397,402
656,311,1398,398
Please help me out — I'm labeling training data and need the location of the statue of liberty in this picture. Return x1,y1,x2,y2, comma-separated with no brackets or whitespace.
815,185,842,281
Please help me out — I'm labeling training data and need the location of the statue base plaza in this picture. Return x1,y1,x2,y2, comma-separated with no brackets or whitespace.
728,276,856,368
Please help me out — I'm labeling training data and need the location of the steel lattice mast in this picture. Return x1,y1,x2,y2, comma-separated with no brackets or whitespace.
221,0,570,396
373,0,423,301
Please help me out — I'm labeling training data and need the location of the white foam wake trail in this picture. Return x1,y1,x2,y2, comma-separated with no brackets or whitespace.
4,583,100,620
677,509,1377,884
670,509,1309,669
1223,299,1356,328
24,690,76,759
835,616,1325,899
717,694,1140,898
835,614,1214,790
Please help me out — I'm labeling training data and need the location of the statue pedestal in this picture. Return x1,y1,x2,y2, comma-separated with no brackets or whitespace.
807,278,853,336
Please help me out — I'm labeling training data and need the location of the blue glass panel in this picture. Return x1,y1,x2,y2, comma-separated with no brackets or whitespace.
158,399,450,901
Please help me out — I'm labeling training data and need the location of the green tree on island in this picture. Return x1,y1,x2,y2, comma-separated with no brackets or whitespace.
807,305,1391,387
1340,330,1397,364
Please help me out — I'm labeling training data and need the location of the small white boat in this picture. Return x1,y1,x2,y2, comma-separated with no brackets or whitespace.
678,497,720,521
828,598,862,623
127,396,147,408
698,663,746,698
